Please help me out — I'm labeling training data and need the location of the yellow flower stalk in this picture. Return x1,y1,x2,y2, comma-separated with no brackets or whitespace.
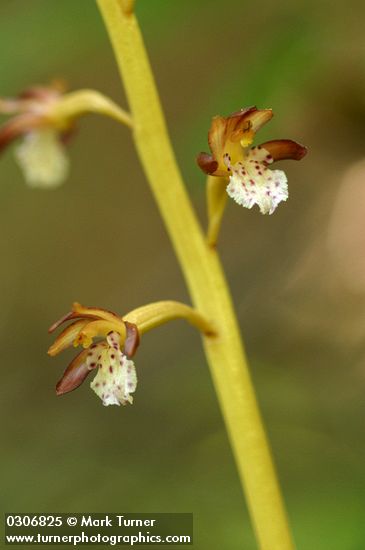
96,1,296,548
206,175,228,247
123,300,216,336
49,89,132,129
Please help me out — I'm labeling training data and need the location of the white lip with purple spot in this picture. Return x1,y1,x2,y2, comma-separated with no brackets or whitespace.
225,146,288,215
89,331,137,406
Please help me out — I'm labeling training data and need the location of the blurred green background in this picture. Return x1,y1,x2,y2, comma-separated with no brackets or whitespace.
1,0,365,548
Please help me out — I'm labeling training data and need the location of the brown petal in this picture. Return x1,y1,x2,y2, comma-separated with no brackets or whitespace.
71,302,123,325
242,108,273,132
226,106,258,119
259,139,308,161
48,311,75,333
196,152,219,175
0,113,42,153
48,302,122,333
48,319,90,356
56,349,91,396
210,107,272,147
123,322,140,358
207,115,228,163
48,312,103,333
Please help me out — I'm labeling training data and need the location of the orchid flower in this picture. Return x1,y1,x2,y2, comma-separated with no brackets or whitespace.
48,302,139,406
197,107,307,215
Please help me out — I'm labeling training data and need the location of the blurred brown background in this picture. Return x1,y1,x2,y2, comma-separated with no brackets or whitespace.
1,0,365,548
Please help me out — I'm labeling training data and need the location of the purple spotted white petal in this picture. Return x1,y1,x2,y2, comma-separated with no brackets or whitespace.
106,330,121,351
90,330,137,407
226,146,288,215
86,342,107,370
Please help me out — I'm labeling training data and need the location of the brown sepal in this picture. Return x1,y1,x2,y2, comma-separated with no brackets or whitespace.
123,322,140,358
259,139,307,161
48,306,115,333
196,152,218,175
56,349,91,396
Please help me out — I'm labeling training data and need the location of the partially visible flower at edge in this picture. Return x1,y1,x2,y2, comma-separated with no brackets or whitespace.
0,82,73,188
0,82,132,188
48,302,139,407
197,107,307,215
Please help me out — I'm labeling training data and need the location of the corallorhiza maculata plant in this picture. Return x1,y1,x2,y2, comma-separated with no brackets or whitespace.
0,1,307,548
